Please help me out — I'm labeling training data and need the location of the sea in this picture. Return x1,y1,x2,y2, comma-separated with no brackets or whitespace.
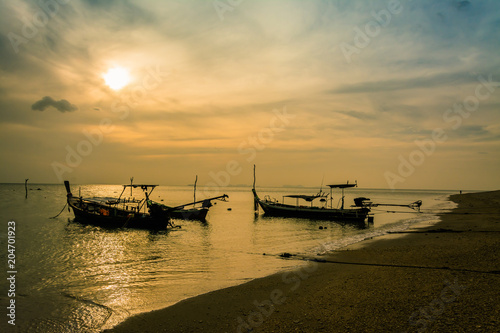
0,183,459,332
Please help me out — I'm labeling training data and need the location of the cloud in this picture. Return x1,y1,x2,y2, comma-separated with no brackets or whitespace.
31,96,78,112
454,1,471,10
328,72,479,95
335,110,377,120
0,0,498,189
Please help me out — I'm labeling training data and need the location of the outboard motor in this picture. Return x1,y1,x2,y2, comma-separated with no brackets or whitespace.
354,197,371,207
202,199,213,208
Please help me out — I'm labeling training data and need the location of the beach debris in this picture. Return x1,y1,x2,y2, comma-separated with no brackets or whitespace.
279,252,293,258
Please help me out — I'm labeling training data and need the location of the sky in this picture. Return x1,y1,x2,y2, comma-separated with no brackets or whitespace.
0,0,499,190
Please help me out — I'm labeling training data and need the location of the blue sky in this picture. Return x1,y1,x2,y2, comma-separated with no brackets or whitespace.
0,0,499,190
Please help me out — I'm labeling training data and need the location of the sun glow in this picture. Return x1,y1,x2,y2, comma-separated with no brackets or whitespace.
103,67,131,90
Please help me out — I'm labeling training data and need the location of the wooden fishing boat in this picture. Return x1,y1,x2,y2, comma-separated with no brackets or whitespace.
252,166,422,224
148,194,229,221
252,166,370,224
64,181,177,229
147,176,228,221
252,184,371,224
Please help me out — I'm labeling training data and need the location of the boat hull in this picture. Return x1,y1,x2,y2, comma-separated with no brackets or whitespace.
170,207,209,221
148,201,209,221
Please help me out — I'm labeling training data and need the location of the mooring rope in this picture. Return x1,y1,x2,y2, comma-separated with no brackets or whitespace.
50,202,68,219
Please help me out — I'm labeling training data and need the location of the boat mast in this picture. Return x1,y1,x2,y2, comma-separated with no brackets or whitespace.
253,164,256,190
117,186,127,201
341,187,345,210
138,185,157,212
253,165,259,213
130,177,134,197
193,175,198,208
330,187,333,209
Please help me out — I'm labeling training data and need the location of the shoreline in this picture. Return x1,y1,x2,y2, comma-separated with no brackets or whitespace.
105,190,500,332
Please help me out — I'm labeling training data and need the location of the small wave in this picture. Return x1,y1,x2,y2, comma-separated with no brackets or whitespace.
308,194,456,255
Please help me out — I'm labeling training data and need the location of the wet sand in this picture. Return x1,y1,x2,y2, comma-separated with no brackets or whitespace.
105,190,500,332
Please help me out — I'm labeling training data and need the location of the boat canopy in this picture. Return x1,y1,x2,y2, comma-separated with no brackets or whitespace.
121,184,158,188
327,183,357,188
117,184,158,204
284,194,324,202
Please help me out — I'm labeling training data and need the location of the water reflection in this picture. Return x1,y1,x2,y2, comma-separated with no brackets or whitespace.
3,184,452,332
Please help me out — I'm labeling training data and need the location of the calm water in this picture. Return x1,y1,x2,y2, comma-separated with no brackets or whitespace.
0,183,456,332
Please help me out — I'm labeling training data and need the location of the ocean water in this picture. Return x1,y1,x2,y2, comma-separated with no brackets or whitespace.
0,183,457,332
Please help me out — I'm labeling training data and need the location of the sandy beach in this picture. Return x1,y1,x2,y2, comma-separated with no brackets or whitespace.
105,190,500,333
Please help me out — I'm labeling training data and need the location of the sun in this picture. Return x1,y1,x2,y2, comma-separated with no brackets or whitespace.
103,67,131,90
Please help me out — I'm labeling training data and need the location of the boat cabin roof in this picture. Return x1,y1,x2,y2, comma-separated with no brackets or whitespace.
284,194,323,202
327,183,357,188
122,184,158,188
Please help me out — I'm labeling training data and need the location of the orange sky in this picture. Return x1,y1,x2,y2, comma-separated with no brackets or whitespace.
0,0,499,190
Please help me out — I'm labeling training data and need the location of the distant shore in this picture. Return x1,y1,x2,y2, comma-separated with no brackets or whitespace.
105,190,500,332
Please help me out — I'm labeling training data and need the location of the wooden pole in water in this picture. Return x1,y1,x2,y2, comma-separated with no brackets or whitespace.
25,178,29,199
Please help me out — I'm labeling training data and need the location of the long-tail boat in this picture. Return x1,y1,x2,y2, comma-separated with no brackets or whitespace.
140,176,229,221
253,184,371,224
64,181,177,229
252,167,370,224
148,194,228,221
252,166,421,225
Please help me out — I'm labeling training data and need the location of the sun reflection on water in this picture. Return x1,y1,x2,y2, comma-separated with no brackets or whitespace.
4,184,453,332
